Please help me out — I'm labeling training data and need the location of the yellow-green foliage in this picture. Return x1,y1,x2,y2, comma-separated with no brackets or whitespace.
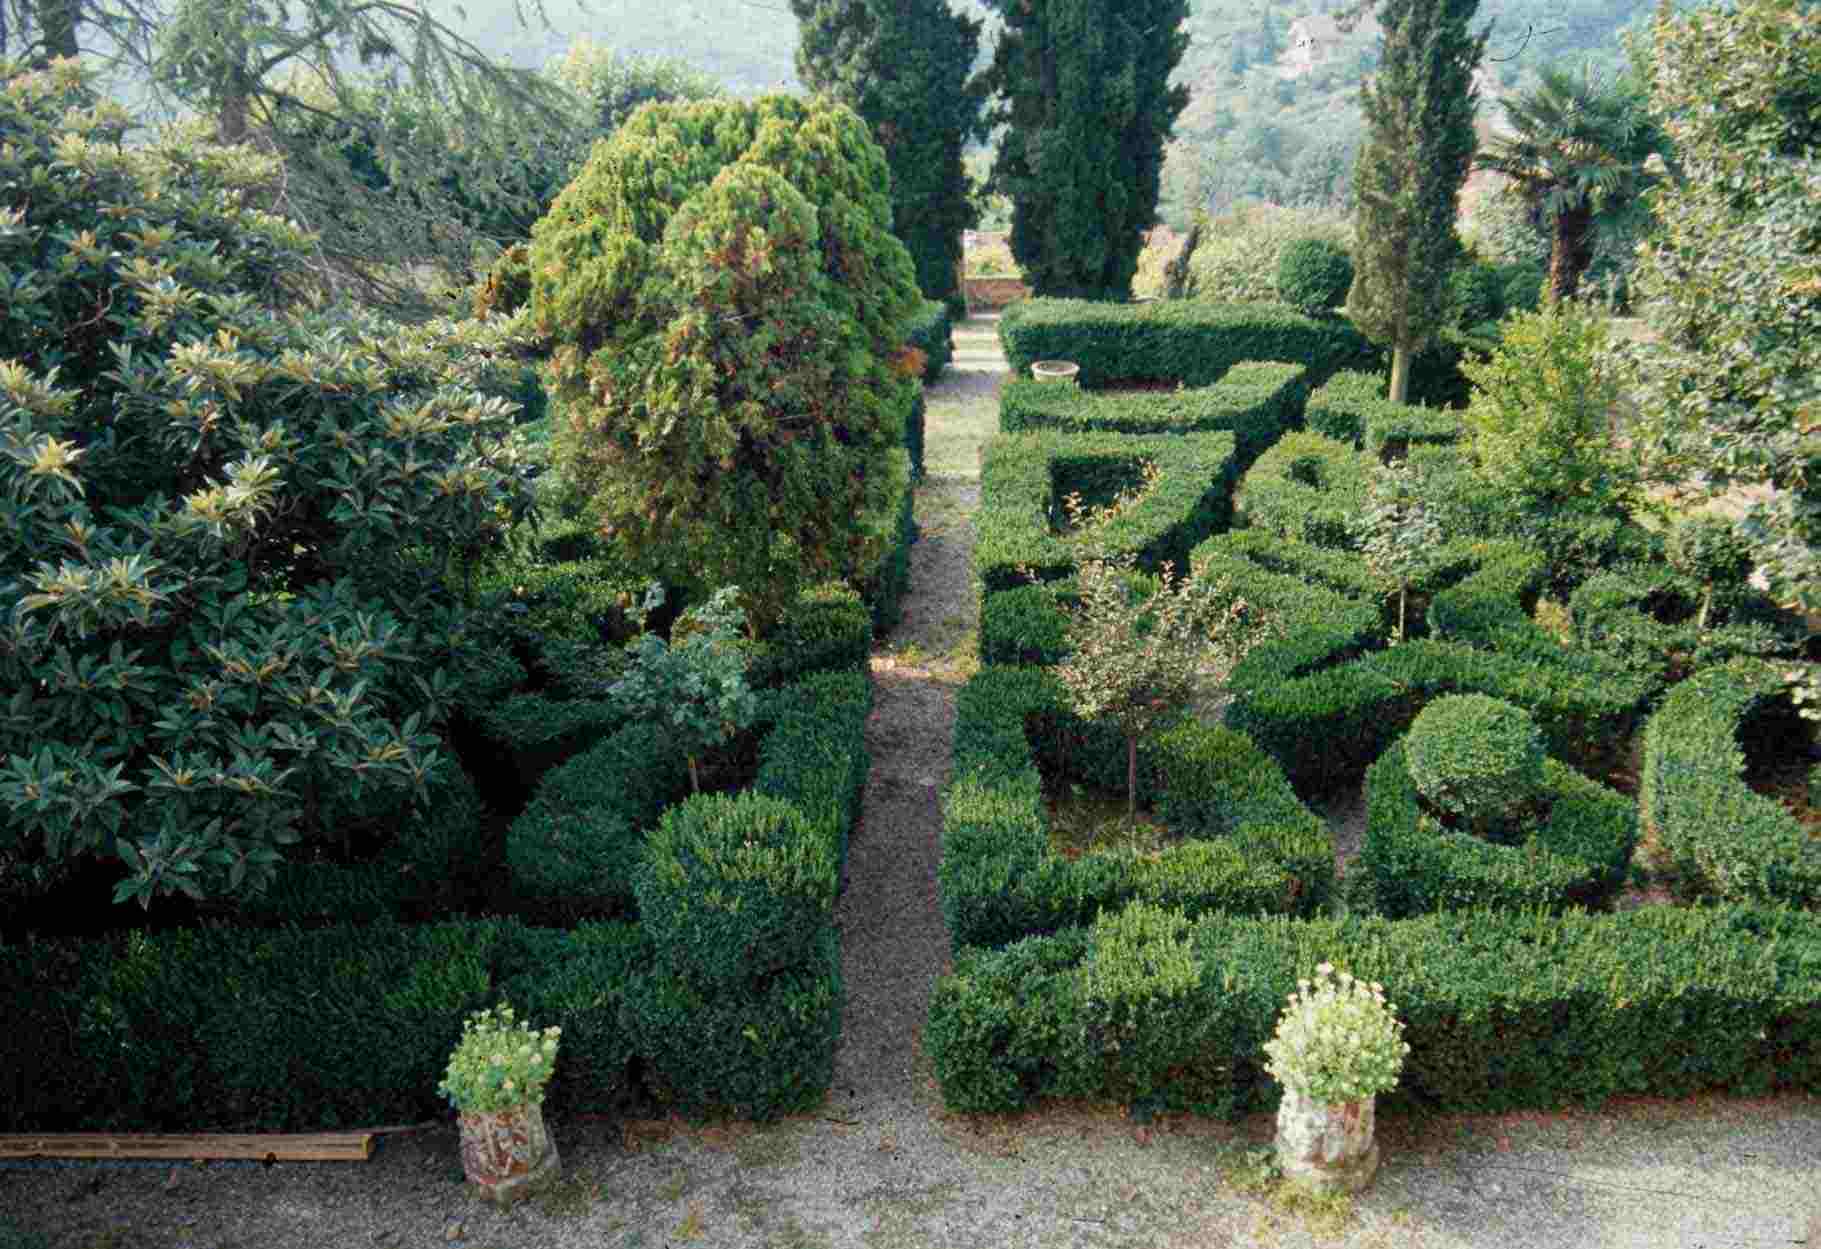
529,96,921,627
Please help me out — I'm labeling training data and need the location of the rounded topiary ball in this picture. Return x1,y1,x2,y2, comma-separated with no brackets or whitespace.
1276,238,1354,316
1448,261,1503,329
1404,694,1546,836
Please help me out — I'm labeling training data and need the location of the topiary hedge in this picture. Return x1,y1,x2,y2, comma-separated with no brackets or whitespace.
1234,430,1372,549
1568,565,1807,692
974,430,1239,594
1640,660,1821,908
941,667,1332,953
1276,238,1354,316
997,299,1379,390
1402,694,1548,835
904,298,955,384
1362,739,1637,916
998,361,1306,468
926,904,1821,1117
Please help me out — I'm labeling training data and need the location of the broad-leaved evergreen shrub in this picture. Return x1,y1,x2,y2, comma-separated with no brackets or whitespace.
1403,694,1546,837
530,96,921,630
1275,238,1354,316
0,61,538,908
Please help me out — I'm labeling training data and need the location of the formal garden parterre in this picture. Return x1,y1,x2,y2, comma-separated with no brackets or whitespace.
929,294,1821,1120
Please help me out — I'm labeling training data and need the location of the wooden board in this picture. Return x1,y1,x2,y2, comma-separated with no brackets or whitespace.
0,1132,375,1162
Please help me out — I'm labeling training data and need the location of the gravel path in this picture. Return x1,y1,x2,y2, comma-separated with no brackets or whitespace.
5,319,1819,1249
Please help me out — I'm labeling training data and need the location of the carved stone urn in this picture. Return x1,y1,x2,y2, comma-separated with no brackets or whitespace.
1274,1088,1379,1194
457,1102,560,1205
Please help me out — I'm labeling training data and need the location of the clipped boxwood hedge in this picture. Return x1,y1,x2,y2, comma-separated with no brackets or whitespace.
927,904,1821,1117
1362,740,1637,916
997,299,1379,390
998,361,1306,468
1568,565,1807,690
1234,430,1371,549
479,694,622,793
852,452,917,633
1306,370,1465,461
1640,659,1821,908
904,298,954,385
941,667,1332,953
975,429,1238,595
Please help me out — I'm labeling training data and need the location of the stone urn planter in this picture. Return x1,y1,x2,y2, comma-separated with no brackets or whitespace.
1030,359,1081,384
458,1101,560,1205
1274,1088,1379,1194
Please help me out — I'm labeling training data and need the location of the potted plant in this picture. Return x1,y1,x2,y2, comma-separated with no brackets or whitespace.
1263,964,1409,1194
438,1003,563,1205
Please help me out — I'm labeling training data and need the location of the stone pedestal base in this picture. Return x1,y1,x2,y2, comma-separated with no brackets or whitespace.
458,1102,560,1206
1274,1089,1379,1194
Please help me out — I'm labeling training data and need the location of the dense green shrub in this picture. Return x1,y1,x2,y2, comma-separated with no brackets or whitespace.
744,583,875,689
1403,695,1547,835
1302,370,1463,460
997,299,1378,390
941,667,1331,952
1276,238,1355,316
1301,370,1385,445
1498,261,1546,314
532,95,921,629
1568,565,1806,691
979,583,1071,667
998,361,1305,467
507,721,693,922
1363,740,1636,915
0,63,541,907
1640,660,1821,907
905,299,956,384
974,430,1238,593
1235,431,1372,549
850,452,917,632
1447,261,1504,328
496,921,646,1116
1666,514,1756,629
480,696,623,792
927,905,1821,1116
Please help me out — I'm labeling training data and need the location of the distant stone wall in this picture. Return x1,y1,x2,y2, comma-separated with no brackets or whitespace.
963,277,1031,310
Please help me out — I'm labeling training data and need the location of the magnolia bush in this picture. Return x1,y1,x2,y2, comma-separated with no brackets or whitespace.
0,61,538,907
1264,964,1410,1106
437,1003,562,1114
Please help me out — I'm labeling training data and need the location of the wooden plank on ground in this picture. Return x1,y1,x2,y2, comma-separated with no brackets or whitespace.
0,1133,375,1162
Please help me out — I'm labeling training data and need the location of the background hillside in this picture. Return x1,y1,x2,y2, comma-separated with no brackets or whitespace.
451,0,1659,224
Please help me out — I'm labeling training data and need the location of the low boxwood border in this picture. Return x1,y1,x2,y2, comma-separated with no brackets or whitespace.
927,904,1821,1117
941,666,1332,953
998,360,1305,468
975,429,1238,594
997,299,1378,390
1361,739,1637,916
1234,430,1371,550
1305,370,1464,461
1640,659,1821,908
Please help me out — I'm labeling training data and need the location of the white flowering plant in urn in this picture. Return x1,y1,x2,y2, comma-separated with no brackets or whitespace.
437,1003,562,1113
1264,964,1408,1104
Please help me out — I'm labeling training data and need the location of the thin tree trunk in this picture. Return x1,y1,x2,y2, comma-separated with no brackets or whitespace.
1388,344,1412,405
1397,585,1407,642
1549,202,1595,303
1126,734,1137,819
219,88,250,145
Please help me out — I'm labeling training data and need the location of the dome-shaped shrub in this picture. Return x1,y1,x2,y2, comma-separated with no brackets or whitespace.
1276,238,1354,316
1496,261,1545,316
1448,261,1503,329
1404,694,1546,836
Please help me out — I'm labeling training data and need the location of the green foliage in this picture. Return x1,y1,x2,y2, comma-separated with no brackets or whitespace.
997,298,1378,390
743,582,875,689
1402,694,1547,835
1447,261,1504,329
609,586,759,792
1667,514,1756,631
0,62,539,908
1567,564,1805,692
1640,659,1821,907
984,0,1190,299
904,299,956,388
1236,431,1371,550
1264,963,1408,1105
1346,0,1486,403
531,95,921,631
0,1220,48,1249
1462,301,1636,519
549,35,725,138
941,666,1332,952
1622,0,1821,617
998,361,1305,467
791,0,985,314
979,583,1071,667
436,1001,562,1113
1364,740,1637,916
507,721,693,922
497,921,645,1116
928,905,1821,1117
1184,204,1353,304
973,429,1237,593
1275,237,1354,316
479,695,622,792
1357,463,1442,640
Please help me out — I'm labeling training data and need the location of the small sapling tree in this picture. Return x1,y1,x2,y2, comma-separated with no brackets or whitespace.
607,585,758,793
1357,462,1441,642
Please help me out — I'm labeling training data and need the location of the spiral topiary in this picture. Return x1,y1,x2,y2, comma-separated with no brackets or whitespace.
1275,237,1355,317
1404,694,1547,837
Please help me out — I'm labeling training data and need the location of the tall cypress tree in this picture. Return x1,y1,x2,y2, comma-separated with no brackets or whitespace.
791,0,984,316
1345,0,1487,403
985,0,1189,300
